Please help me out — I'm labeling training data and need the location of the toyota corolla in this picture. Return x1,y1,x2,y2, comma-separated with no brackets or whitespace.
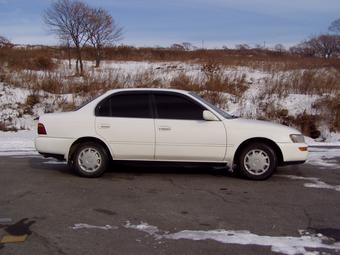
35,88,308,180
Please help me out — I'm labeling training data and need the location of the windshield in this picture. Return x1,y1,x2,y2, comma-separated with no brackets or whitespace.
189,92,234,119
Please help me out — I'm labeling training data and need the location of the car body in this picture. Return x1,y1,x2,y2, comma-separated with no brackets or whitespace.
35,88,308,179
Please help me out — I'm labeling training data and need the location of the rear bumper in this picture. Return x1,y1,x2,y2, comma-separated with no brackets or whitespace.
277,142,308,164
35,136,74,160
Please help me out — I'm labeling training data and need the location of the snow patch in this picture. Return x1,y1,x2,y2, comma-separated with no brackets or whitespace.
125,222,340,255
306,147,340,169
125,221,163,237
306,135,340,146
278,175,340,192
277,94,320,116
71,223,116,230
0,130,37,156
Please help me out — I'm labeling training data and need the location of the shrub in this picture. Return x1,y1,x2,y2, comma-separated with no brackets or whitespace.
169,73,199,91
40,75,63,93
294,112,320,138
0,122,17,132
26,94,40,107
33,56,55,70
312,95,340,132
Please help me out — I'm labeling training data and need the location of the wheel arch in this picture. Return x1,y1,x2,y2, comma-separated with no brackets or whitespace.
68,136,113,163
233,137,284,167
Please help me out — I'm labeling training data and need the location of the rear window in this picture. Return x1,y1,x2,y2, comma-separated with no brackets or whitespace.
96,93,152,118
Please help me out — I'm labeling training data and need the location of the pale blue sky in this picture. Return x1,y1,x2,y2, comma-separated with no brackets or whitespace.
0,0,339,48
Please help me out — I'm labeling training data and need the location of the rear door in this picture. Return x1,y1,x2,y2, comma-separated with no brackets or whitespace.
95,92,155,160
153,92,226,162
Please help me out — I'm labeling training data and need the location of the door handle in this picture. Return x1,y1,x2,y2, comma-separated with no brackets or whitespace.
100,124,111,129
158,126,171,131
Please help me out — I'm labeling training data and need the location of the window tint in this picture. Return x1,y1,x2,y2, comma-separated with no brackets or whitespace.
96,93,151,118
155,94,204,120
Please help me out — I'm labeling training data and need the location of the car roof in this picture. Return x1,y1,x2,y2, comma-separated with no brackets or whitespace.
105,88,190,95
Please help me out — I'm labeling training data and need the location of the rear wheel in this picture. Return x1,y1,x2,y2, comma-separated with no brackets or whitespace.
238,143,277,180
73,142,108,177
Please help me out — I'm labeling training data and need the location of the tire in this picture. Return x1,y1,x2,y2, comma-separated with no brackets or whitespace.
73,142,108,177
238,143,277,180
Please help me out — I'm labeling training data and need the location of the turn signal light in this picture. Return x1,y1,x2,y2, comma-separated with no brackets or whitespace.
38,123,47,135
298,147,308,152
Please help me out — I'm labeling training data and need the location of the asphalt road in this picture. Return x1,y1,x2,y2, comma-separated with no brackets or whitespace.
0,151,340,255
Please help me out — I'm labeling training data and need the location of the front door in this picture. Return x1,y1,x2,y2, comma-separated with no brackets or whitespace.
153,93,226,162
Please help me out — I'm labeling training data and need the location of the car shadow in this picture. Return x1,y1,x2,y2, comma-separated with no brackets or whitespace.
29,157,238,178
108,161,233,177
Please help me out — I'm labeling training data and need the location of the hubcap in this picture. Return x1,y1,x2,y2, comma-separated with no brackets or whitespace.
78,147,102,173
244,149,270,175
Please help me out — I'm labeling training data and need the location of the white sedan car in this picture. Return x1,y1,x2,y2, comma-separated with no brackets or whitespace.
35,88,308,180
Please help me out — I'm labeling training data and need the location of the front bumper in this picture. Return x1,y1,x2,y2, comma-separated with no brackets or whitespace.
277,142,308,164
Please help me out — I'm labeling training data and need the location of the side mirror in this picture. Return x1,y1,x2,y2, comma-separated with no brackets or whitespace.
203,110,218,121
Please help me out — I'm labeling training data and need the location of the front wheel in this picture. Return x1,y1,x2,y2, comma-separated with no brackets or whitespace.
73,142,108,177
238,143,277,180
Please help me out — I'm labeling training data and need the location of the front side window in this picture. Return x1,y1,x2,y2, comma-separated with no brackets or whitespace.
154,94,204,120
96,93,151,118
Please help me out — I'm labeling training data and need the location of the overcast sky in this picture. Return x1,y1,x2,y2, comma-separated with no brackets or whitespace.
0,0,339,48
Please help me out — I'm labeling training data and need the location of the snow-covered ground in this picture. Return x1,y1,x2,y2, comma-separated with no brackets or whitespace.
0,130,37,156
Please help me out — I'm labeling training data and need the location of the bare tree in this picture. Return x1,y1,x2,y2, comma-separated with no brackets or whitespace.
329,18,340,34
0,35,13,48
306,34,339,59
181,42,194,51
86,8,123,67
235,44,250,50
289,41,317,57
44,0,90,75
170,43,186,50
274,44,285,54
60,34,72,69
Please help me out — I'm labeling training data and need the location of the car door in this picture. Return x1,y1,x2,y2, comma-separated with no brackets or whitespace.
95,92,155,160
153,92,227,162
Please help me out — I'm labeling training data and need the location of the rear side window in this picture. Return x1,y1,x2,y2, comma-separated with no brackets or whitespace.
154,94,204,120
96,98,111,116
96,93,152,118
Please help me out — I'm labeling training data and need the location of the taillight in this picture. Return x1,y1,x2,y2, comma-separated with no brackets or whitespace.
38,123,47,135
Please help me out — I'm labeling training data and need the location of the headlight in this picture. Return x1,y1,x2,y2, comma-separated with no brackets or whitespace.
290,134,305,143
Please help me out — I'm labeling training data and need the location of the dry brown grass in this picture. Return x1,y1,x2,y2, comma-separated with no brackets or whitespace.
78,46,340,71
169,73,199,91
167,63,248,106
2,46,340,73
263,69,340,97
0,47,56,71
